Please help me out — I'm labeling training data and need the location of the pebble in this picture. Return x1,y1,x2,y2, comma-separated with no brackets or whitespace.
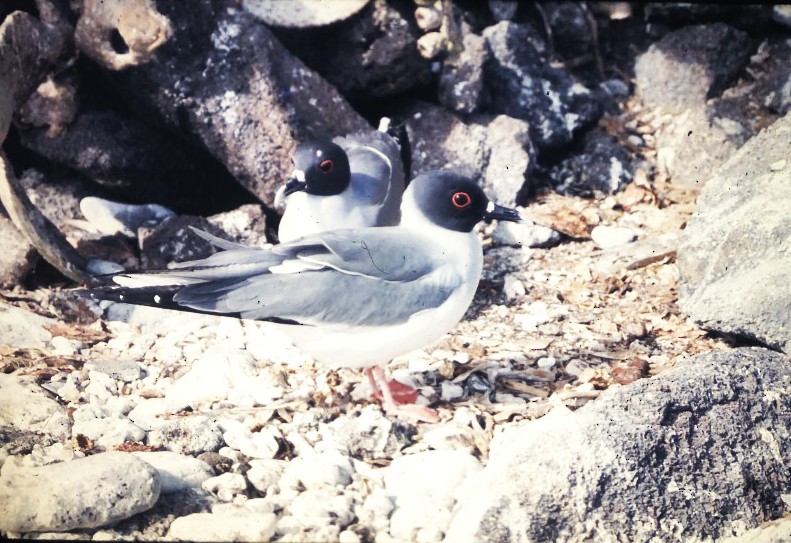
279,450,354,489
167,510,277,542
537,356,557,369
246,458,286,493
83,370,118,401
222,421,280,460
0,374,72,441
51,336,82,356
492,219,561,248
0,452,159,532
202,472,248,502
503,273,526,300
421,422,477,454
287,487,355,529
590,225,638,248
147,416,224,455
323,406,416,460
73,415,146,450
383,450,482,541
84,358,143,383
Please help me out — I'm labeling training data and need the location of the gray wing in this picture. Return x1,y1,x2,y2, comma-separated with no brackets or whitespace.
173,229,458,326
335,131,405,225
275,228,440,281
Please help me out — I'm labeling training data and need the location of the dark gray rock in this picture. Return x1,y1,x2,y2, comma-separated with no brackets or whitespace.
447,347,791,543
0,426,54,457
402,102,534,207
678,112,791,352
635,24,757,188
0,452,160,532
111,1,369,209
635,23,752,110
482,21,603,151
0,215,37,287
548,129,635,197
272,0,432,102
15,107,246,214
541,2,592,61
644,4,773,32
438,31,489,115
138,215,230,270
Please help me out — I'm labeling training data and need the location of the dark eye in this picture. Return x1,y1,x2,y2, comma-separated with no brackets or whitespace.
319,159,334,173
452,191,472,209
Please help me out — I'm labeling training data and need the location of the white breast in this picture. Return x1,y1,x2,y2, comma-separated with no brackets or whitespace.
278,192,378,242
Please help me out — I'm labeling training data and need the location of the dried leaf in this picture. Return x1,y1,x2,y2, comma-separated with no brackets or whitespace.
116,442,161,452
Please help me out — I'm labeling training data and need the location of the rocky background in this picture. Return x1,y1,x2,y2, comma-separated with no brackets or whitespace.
1,1,790,541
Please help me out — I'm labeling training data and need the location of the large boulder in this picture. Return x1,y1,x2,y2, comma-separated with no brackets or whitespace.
677,112,791,352
110,0,369,209
634,23,754,187
447,347,791,542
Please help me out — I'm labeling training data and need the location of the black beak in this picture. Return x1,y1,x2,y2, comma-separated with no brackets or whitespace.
483,202,522,223
283,177,307,196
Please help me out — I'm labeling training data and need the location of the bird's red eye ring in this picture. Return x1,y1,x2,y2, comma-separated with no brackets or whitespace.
319,159,334,173
452,191,472,209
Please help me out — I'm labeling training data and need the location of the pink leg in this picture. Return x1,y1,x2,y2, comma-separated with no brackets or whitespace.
366,366,439,423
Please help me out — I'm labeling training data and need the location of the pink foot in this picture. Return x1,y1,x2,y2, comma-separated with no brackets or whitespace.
365,366,439,423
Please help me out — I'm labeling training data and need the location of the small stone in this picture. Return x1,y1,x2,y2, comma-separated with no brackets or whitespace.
323,405,416,460
421,423,476,454
246,458,286,493
279,451,354,489
440,382,465,403
222,422,280,460
591,225,638,248
167,510,277,542
492,220,560,248
133,451,213,493
202,472,248,502
71,413,146,450
84,359,143,383
770,159,787,172
50,336,82,356
148,416,224,456
0,452,159,532
288,488,354,529
503,274,526,300
537,356,557,369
